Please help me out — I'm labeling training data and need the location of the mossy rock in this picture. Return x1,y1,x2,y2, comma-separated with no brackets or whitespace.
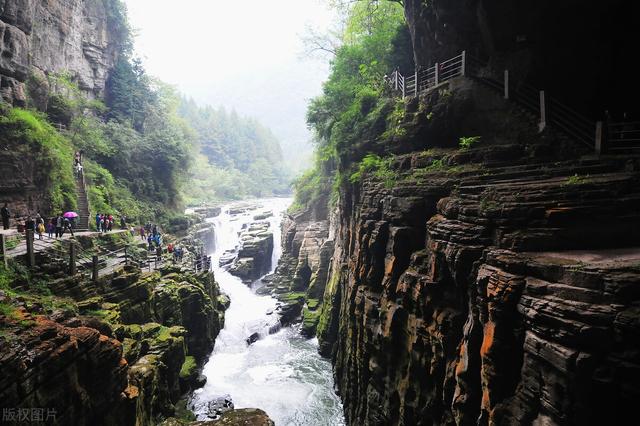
217,295,231,309
179,355,197,380
278,292,306,303
77,296,103,312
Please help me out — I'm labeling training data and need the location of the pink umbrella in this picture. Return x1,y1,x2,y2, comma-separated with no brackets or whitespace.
63,212,79,218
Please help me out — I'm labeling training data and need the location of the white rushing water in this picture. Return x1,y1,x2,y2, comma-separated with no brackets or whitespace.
191,198,345,425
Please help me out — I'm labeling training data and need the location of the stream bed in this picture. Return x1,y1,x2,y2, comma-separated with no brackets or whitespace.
190,198,345,425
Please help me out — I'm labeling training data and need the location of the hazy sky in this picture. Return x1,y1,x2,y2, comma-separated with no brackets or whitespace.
123,0,335,171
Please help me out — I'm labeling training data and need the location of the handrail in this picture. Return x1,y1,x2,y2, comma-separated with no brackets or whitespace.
385,50,618,152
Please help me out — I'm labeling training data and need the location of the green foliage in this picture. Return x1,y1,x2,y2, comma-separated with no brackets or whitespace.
563,174,589,186
289,167,325,213
0,108,76,212
106,57,158,132
459,136,481,150
349,153,396,187
382,98,408,139
292,1,410,212
178,99,290,202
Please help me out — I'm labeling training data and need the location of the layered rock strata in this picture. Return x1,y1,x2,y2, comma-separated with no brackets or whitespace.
319,144,640,425
0,0,121,105
268,212,334,335
229,221,274,282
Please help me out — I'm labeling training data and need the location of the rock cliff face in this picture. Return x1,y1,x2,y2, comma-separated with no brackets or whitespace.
0,0,121,105
313,76,640,424
0,234,228,425
268,211,334,336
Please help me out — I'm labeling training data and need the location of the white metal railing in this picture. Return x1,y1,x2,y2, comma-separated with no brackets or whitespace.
388,52,465,98
386,51,639,154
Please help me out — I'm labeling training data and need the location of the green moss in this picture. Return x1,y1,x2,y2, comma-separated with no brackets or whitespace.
563,173,590,186
306,298,320,310
278,292,306,303
179,355,197,379
0,107,76,212
316,271,340,340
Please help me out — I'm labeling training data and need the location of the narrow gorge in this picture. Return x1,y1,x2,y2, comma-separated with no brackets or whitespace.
2,0,640,425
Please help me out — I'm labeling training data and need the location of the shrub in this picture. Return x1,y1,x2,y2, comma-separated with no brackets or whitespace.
349,153,396,188
459,135,481,150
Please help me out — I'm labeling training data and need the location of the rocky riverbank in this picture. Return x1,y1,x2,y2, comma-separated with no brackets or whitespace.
0,228,231,425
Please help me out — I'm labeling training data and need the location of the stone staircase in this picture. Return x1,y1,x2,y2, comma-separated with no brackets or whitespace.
75,172,90,231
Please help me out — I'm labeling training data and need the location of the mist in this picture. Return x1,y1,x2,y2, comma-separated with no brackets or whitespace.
123,0,334,173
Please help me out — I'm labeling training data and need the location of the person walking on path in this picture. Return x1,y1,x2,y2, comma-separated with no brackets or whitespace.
95,213,101,232
56,214,63,238
36,221,45,240
47,219,55,238
63,217,74,237
1,203,10,230
139,226,146,241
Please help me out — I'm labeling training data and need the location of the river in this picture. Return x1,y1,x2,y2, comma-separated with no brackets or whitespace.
190,198,345,425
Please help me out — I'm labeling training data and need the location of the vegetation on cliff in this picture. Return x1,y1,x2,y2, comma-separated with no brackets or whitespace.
4,0,290,222
0,107,77,212
291,0,411,212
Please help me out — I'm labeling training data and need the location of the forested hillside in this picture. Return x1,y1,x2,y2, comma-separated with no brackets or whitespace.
179,99,290,203
0,0,290,223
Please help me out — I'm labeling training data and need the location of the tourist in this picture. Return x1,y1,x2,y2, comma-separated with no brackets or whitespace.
107,214,113,232
120,215,126,229
147,234,153,251
139,226,146,240
1,203,10,230
63,217,74,237
129,226,135,237
56,214,63,238
47,219,55,238
75,162,83,177
36,221,45,240
156,245,162,261
35,213,44,229
74,151,81,166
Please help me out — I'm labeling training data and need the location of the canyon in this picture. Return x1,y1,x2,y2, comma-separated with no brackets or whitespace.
2,0,640,425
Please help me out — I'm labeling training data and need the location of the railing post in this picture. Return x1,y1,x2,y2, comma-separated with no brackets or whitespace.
504,70,509,99
434,62,439,86
595,121,603,155
124,246,128,266
69,243,76,275
414,69,418,96
26,230,35,268
461,51,466,77
539,90,546,132
92,255,99,282
401,74,405,99
0,234,6,268
394,71,398,91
